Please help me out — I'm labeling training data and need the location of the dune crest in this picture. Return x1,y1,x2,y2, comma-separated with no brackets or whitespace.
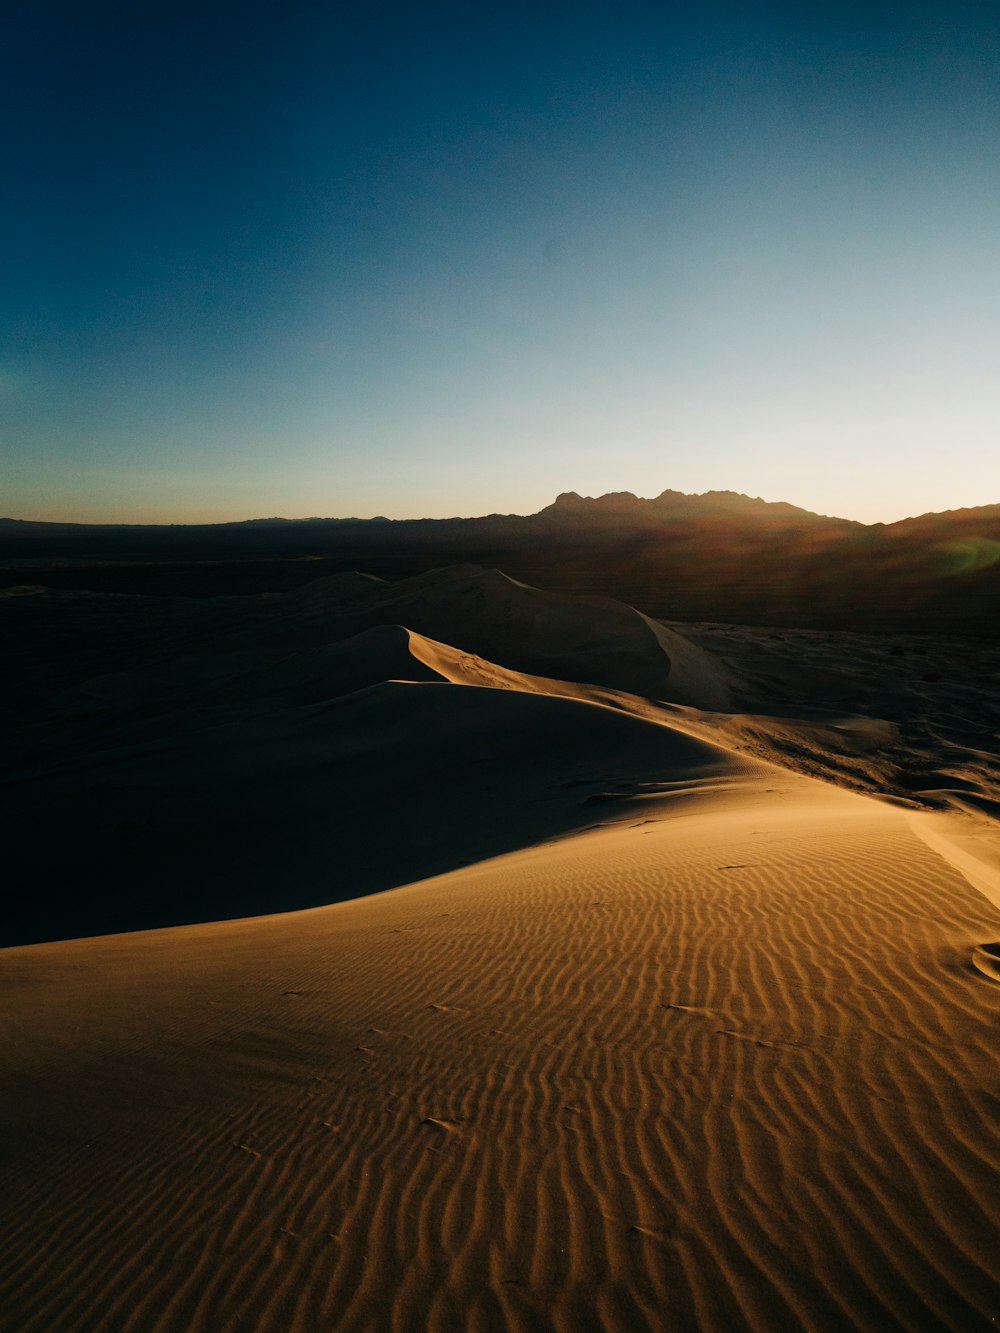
343,563,734,706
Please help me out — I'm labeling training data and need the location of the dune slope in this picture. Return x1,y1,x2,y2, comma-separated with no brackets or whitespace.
0,770,997,1332
4,665,737,944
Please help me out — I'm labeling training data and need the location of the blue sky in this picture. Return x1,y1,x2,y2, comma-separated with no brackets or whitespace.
3,1,999,522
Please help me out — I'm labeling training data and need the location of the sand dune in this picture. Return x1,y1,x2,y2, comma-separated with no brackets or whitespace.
299,564,735,708
1,773,997,1331
0,563,734,726
3,647,734,944
1,564,998,1330
2,570,737,945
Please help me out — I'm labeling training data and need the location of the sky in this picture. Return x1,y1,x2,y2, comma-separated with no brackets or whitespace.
3,0,999,524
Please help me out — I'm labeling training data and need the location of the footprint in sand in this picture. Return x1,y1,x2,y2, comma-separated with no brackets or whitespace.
972,942,1000,981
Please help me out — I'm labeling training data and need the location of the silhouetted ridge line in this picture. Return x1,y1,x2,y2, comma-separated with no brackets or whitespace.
3,490,1000,635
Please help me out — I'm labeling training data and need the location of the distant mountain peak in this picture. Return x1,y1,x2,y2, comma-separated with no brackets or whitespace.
547,490,640,513
538,488,838,525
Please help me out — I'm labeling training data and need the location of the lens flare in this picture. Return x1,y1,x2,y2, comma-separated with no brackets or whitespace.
936,537,1000,576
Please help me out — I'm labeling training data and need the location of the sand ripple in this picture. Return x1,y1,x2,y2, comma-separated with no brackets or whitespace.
1,780,997,1331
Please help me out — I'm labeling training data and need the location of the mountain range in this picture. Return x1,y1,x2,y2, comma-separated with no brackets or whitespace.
3,488,999,634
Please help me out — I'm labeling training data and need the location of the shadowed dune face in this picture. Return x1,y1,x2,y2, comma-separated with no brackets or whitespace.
1,567,742,944
2,665,745,946
329,565,734,706
2,563,1000,945
0,564,734,724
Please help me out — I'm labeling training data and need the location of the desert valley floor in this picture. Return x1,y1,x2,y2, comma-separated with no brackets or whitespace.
1,565,998,1331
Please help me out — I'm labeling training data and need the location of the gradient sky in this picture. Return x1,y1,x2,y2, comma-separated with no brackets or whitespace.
3,1,999,524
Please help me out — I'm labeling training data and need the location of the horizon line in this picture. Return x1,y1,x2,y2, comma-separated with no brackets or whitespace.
5,487,999,531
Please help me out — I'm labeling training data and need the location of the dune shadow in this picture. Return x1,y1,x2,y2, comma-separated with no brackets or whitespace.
3,680,728,947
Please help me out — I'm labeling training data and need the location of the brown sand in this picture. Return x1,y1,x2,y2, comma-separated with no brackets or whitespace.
1,570,998,1330
1,752,998,1329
